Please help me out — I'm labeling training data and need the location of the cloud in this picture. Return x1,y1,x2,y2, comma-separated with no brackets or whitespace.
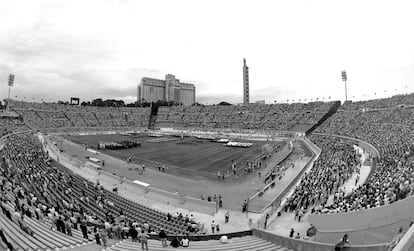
0,0,414,105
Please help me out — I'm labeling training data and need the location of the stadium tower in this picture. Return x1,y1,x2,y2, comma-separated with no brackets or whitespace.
243,58,249,104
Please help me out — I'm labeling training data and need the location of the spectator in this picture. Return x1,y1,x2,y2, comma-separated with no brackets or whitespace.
289,228,295,238
220,235,229,244
170,236,180,248
335,234,350,251
94,226,101,245
80,217,88,239
138,229,149,251
158,229,168,247
100,227,108,247
181,234,190,247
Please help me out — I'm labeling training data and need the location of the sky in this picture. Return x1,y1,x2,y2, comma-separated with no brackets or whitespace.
0,0,413,105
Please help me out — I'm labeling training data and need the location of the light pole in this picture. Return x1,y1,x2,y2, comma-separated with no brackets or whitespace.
7,74,15,110
341,70,348,101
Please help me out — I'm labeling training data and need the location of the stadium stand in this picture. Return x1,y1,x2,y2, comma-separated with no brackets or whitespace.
283,135,359,213
0,116,29,137
155,101,340,133
2,133,195,235
312,97,414,214
9,100,151,131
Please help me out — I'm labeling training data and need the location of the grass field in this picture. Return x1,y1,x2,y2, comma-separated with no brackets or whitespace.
66,133,282,179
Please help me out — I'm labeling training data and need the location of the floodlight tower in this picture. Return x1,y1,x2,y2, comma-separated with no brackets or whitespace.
8,74,14,99
7,74,15,110
341,70,348,101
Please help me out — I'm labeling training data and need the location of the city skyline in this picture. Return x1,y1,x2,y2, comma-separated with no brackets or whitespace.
1,0,414,105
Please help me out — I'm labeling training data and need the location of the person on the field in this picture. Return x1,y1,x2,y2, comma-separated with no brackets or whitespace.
211,220,216,234
225,211,230,223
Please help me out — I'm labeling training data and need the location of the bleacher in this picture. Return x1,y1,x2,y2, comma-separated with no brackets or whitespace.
312,94,414,214
0,198,93,251
2,133,194,236
155,102,338,132
0,117,30,137
9,100,151,131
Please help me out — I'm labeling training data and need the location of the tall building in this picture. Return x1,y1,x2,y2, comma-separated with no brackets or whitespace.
243,58,249,104
137,74,196,106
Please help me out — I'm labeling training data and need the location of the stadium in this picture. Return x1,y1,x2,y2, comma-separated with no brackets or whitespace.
0,92,414,251
1,1,414,251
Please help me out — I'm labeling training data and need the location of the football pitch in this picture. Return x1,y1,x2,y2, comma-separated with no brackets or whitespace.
66,133,283,179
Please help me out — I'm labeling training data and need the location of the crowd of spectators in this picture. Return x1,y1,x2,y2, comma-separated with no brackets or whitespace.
9,100,151,131
156,101,338,132
0,116,30,138
339,93,414,111
284,135,359,213
313,94,414,213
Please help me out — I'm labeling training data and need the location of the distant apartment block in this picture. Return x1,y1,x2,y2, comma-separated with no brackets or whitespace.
137,74,196,106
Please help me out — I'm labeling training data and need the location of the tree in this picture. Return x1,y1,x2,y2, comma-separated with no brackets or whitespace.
91,98,104,106
80,101,91,106
218,101,232,106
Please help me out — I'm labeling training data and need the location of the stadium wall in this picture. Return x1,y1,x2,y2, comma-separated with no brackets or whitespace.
308,195,414,243
253,229,387,251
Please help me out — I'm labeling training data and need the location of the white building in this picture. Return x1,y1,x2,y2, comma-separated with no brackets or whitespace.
137,74,196,106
